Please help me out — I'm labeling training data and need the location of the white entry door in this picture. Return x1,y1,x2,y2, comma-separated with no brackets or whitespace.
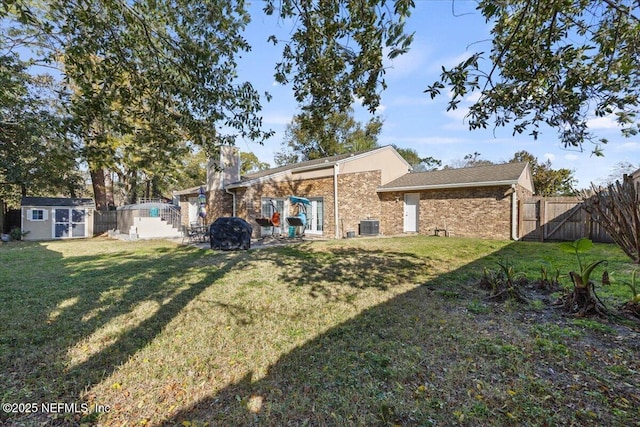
404,193,419,232
305,199,324,235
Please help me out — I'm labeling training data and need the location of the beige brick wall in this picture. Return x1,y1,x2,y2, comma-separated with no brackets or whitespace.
380,185,529,240
190,179,532,240
179,191,234,227
234,176,335,238
337,171,381,237
231,170,382,238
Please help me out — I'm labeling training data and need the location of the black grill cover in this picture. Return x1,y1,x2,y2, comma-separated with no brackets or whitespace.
209,217,252,250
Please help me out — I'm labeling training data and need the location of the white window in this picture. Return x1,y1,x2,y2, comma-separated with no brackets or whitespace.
28,209,48,221
260,198,286,236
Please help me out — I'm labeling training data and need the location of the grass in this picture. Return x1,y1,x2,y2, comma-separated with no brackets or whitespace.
0,235,639,426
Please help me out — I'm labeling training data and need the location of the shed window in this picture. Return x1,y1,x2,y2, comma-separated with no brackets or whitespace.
28,209,47,221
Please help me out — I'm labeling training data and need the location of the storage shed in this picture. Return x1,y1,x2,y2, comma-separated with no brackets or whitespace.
21,197,95,241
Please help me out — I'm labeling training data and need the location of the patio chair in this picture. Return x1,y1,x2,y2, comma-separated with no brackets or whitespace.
182,225,199,244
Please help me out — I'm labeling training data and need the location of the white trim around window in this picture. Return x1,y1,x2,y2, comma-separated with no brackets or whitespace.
27,208,48,221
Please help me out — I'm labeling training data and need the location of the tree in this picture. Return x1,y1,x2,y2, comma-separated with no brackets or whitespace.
263,0,413,142
392,146,441,171
2,0,273,208
0,54,83,205
274,110,382,166
446,152,494,169
240,152,270,176
581,175,640,264
603,161,640,185
510,150,576,196
426,1,640,155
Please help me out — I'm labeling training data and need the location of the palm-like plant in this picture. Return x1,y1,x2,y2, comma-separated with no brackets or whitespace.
559,238,608,317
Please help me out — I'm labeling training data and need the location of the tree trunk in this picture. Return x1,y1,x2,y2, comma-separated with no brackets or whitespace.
90,168,107,211
104,171,115,209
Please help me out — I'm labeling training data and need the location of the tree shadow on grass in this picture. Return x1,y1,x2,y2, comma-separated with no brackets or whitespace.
0,240,247,426
157,241,640,427
238,243,436,301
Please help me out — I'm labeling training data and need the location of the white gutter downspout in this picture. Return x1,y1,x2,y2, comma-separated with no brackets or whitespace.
334,163,340,239
225,187,236,217
511,184,519,240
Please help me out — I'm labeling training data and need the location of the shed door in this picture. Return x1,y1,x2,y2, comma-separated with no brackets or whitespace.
404,194,419,233
54,208,86,238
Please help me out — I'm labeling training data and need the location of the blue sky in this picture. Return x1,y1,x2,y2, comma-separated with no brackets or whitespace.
234,0,639,189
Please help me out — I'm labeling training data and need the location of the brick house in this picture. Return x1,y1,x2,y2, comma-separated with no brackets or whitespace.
378,162,534,240
176,145,411,238
175,146,534,240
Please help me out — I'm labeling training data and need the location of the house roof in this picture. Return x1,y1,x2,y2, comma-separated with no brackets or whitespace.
173,185,205,196
226,145,409,188
378,162,530,192
21,197,95,208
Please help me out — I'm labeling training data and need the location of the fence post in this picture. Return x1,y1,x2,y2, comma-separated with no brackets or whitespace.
539,199,546,242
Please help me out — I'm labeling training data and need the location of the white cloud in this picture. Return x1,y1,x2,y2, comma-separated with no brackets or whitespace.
444,107,469,122
384,45,430,79
543,153,556,162
465,92,482,103
587,115,619,129
375,104,387,114
429,51,475,74
382,135,465,145
390,96,430,106
261,113,293,126
614,141,640,152
564,154,579,161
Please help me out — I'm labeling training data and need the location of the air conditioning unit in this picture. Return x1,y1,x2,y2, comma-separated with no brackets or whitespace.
359,219,380,236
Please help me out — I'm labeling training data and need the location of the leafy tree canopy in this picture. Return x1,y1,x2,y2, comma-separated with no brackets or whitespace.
240,152,270,176
264,0,414,142
509,150,576,196
274,110,382,166
1,0,273,206
426,0,640,155
392,145,441,171
0,54,83,204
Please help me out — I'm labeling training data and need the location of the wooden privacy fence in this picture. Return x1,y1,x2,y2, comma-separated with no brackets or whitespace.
93,210,117,235
519,197,613,243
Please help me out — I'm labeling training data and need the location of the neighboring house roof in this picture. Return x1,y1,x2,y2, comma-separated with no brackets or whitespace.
226,145,410,189
631,168,640,182
378,162,531,192
21,197,95,208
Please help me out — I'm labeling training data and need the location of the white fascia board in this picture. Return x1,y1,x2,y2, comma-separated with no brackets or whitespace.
225,162,337,189
377,179,519,192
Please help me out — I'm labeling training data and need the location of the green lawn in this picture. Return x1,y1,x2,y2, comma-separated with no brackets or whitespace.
1,236,638,426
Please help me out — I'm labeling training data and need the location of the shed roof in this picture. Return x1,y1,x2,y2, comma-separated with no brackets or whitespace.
378,162,530,192
21,197,95,208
